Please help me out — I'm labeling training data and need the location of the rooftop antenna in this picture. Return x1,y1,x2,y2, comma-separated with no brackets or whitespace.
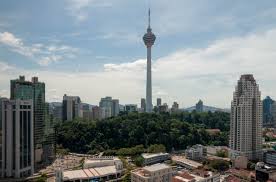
147,0,151,31
148,8,151,28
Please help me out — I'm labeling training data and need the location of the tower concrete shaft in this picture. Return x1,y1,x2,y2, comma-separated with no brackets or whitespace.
143,9,156,113
146,46,152,112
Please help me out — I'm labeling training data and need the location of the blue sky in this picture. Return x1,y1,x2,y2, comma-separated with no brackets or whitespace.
1,0,276,107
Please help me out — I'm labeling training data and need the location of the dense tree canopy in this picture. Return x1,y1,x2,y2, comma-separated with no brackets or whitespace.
56,112,229,154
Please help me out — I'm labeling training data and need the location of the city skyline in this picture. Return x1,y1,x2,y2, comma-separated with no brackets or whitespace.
0,1,276,107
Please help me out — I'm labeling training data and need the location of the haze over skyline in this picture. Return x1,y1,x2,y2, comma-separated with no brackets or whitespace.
0,0,276,108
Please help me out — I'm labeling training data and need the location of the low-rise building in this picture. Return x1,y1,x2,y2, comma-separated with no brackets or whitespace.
142,153,170,166
206,146,230,156
173,169,220,182
131,163,173,182
255,162,276,182
57,157,124,182
264,150,276,166
83,156,123,169
185,145,207,161
226,168,255,181
172,156,203,170
62,165,123,182
233,155,248,169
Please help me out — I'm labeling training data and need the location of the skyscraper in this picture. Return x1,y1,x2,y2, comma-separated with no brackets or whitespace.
195,100,203,112
141,98,146,112
62,94,81,121
229,74,263,160
43,102,55,165
99,97,112,118
99,97,119,118
263,96,274,127
10,76,46,167
143,9,156,113
157,98,162,107
1,99,34,178
112,99,120,116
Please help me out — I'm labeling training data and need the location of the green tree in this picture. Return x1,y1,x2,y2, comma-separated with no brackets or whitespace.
148,144,166,153
134,156,144,167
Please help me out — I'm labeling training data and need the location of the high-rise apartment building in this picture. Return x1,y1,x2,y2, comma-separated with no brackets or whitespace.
229,74,263,160
171,102,179,113
195,100,203,112
99,97,112,118
62,94,81,121
158,103,169,113
112,99,120,116
10,76,46,167
263,96,274,127
99,97,119,118
0,99,34,178
157,98,162,107
92,106,102,120
141,98,146,112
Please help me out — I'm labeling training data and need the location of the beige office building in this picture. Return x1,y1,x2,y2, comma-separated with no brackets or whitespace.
229,74,263,160
0,99,34,178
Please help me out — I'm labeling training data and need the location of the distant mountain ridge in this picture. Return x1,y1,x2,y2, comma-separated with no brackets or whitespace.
183,105,230,113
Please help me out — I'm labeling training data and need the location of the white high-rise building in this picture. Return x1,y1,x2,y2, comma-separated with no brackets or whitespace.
99,97,119,118
99,97,112,118
0,99,34,178
230,74,263,160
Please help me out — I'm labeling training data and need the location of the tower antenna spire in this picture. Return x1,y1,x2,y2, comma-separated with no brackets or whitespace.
148,8,151,28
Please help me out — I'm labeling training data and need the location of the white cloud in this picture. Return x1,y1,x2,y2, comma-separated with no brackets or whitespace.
101,32,140,44
150,0,276,36
0,61,14,71
0,32,23,47
38,55,62,66
104,59,146,72
66,0,113,22
0,31,79,66
1,28,276,108
0,32,36,57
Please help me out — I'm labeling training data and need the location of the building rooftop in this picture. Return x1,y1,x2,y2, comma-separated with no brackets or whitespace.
173,170,218,182
84,157,120,164
172,156,203,168
142,153,169,159
63,165,121,181
143,163,171,172
132,163,172,179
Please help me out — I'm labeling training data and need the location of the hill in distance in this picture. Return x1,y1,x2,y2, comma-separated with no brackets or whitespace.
183,105,230,113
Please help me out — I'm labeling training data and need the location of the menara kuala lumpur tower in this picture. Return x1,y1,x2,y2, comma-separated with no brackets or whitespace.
143,9,156,112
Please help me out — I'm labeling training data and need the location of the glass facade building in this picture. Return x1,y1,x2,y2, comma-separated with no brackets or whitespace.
10,76,48,169
263,96,275,127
